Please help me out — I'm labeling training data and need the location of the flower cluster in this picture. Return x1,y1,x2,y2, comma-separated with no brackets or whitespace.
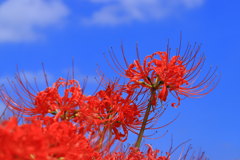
0,43,216,160
0,118,101,159
0,117,169,159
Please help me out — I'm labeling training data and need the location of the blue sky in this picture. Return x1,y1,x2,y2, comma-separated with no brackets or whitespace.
0,0,239,159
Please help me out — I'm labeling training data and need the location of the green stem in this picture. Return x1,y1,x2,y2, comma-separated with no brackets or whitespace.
135,89,156,148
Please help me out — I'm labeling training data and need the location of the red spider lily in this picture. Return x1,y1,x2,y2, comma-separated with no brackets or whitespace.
0,77,86,122
34,78,86,121
93,82,141,139
124,44,217,108
105,43,218,148
0,117,101,160
73,81,143,149
104,145,169,160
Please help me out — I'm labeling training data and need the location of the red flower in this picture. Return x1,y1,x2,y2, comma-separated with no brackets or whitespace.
0,118,101,160
33,78,85,121
0,77,86,122
125,45,217,108
104,145,170,160
74,81,142,145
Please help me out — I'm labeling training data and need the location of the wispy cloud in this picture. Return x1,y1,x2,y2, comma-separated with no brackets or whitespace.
0,0,69,42
82,0,204,25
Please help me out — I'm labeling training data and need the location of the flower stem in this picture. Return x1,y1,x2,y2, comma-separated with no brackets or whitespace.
135,89,156,148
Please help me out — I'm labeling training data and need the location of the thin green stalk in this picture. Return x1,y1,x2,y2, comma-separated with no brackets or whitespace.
135,89,156,148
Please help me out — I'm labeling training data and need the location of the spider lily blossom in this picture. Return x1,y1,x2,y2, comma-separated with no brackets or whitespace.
125,45,217,108
0,77,86,122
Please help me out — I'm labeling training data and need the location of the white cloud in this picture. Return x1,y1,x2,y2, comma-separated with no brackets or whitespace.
82,0,204,25
0,0,69,42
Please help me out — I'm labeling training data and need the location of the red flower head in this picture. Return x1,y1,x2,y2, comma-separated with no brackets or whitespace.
0,76,86,122
104,144,170,160
0,117,101,160
125,44,217,108
33,78,85,121
75,81,142,147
